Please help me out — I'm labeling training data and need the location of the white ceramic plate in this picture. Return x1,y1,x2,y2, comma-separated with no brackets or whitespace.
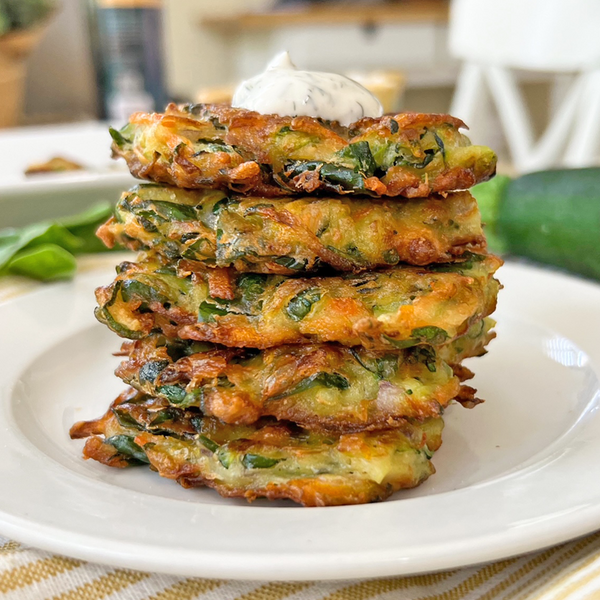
0,121,134,193
1,260,599,581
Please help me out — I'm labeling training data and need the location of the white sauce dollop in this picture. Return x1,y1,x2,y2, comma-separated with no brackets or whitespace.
232,52,383,127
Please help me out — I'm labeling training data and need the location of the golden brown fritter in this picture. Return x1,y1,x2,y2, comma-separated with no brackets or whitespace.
110,104,497,198
95,254,502,350
99,184,486,273
24,156,84,175
70,389,444,506
115,320,492,431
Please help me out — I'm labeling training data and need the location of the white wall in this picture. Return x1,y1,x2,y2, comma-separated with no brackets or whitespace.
162,1,457,102
163,0,274,99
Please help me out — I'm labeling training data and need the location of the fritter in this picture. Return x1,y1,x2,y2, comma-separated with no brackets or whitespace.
95,253,501,350
24,156,84,175
115,319,492,431
110,104,497,198
98,185,486,273
70,389,443,506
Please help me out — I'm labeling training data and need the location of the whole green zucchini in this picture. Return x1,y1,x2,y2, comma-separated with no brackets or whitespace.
472,168,600,281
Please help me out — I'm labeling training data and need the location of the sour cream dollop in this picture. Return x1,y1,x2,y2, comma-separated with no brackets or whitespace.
232,52,383,126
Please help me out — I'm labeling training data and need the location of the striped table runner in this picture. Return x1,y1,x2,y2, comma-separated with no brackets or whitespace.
2,257,600,600
2,533,600,600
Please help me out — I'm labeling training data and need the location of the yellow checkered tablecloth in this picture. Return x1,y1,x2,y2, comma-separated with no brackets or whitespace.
2,257,600,600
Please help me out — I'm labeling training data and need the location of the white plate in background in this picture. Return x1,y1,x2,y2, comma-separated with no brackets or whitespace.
0,121,134,194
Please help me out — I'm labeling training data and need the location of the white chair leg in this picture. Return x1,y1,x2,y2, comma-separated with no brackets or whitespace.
484,66,534,171
450,63,485,126
526,72,586,171
450,63,499,147
453,62,599,171
564,69,600,167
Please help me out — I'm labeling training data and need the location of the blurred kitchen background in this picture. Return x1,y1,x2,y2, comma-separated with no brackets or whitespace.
1,0,600,181
2,0,600,284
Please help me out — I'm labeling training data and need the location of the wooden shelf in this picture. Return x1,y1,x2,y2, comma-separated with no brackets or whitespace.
201,0,449,31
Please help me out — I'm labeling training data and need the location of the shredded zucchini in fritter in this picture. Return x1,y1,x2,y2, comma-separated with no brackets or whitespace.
115,319,493,430
70,389,444,506
99,185,486,273
110,104,496,198
95,254,502,350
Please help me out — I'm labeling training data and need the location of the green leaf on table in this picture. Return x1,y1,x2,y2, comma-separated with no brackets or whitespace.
58,202,113,231
0,219,95,270
7,244,77,281
59,202,115,253
0,201,118,280
0,221,74,271
0,230,20,247
24,223,83,253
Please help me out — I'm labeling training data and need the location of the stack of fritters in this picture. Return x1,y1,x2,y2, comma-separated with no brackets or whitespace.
71,103,501,506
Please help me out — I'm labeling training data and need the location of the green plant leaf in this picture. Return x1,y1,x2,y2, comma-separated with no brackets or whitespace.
0,221,61,270
25,223,83,253
7,244,76,281
0,201,115,278
59,202,113,230
60,202,115,253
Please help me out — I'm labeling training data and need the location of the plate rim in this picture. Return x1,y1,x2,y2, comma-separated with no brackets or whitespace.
1,506,599,581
